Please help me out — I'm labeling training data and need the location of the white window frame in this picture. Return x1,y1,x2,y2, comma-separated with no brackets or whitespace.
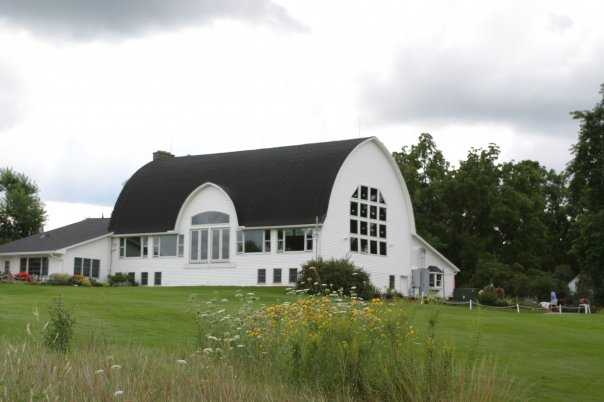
237,229,271,254
190,226,230,264
277,228,313,253
152,234,183,258
349,185,387,257
119,236,148,258
429,273,443,289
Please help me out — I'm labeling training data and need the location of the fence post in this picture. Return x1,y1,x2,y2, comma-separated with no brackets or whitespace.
516,303,520,313
469,299,473,310
559,305,563,314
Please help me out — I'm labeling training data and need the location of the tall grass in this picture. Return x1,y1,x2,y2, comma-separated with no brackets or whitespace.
0,293,524,402
193,292,524,402
0,341,335,402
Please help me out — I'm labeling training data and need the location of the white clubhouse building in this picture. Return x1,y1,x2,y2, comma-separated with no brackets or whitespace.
0,137,459,297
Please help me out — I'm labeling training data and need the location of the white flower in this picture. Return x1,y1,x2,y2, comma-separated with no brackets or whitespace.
95,369,104,375
202,347,213,354
111,364,122,370
350,286,357,290
236,344,245,348
207,335,219,341
114,390,124,397
176,359,188,365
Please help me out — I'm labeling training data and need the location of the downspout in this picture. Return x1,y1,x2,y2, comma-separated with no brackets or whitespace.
314,216,320,260
108,236,113,276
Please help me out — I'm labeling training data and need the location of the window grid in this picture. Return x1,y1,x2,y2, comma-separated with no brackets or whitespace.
190,227,230,263
349,185,387,256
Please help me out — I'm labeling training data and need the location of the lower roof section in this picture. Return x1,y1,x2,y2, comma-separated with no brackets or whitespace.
0,218,110,254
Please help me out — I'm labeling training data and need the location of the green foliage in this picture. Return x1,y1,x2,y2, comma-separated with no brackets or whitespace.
108,272,137,286
0,168,47,244
47,273,73,286
296,258,377,300
394,132,576,298
568,84,604,303
193,294,521,402
43,296,75,353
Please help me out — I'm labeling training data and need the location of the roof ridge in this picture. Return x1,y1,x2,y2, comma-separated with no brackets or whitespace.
167,137,373,160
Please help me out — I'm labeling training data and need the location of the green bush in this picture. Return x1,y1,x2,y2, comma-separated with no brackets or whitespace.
296,258,377,300
43,297,75,353
477,286,508,306
47,273,72,286
108,273,137,286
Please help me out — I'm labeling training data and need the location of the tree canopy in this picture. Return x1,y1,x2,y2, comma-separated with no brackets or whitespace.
0,168,47,244
394,85,604,302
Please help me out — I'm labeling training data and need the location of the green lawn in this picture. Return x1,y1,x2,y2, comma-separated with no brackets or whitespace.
1,283,602,401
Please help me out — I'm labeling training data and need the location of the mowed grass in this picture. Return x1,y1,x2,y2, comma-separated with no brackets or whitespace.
1,283,603,401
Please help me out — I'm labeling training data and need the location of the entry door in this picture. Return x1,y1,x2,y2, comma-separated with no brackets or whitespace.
400,275,409,296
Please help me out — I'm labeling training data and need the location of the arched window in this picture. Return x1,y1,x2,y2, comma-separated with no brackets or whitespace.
190,211,230,263
191,211,229,225
349,185,387,256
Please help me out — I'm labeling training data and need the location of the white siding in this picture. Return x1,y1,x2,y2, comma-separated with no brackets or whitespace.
320,139,415,292
61,237,112,280
410,236,457,298
111,184,314,286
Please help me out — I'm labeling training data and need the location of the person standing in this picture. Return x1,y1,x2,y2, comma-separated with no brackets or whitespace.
550,290,558,311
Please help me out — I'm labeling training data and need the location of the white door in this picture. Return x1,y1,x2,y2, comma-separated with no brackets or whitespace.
400,275,409,296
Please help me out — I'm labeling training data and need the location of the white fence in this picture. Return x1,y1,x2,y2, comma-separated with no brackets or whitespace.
440,299,592,314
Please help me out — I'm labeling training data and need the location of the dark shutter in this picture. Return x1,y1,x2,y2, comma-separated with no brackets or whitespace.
91,259,100,279
154,272,162,286
41,258,49,276
20,258,27,273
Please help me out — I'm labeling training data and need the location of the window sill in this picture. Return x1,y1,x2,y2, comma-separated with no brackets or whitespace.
184,263,236,269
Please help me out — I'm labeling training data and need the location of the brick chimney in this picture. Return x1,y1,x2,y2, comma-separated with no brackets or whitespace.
153,150,175,161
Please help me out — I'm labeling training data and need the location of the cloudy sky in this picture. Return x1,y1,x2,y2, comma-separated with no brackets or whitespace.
0,0,602,230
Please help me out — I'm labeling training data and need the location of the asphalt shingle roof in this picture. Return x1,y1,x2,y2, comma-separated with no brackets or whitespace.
0,218,110,254
110,137,370,234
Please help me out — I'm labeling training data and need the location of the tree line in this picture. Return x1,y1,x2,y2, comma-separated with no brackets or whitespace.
394,84,604,303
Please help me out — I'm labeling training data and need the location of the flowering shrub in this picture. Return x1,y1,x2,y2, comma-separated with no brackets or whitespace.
192,292,512,401
296,258,377,300
71,274,92,287
15,272,32,282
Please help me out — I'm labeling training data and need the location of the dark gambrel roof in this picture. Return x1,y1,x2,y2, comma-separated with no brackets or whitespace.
0,218,110,254
110,138,371,234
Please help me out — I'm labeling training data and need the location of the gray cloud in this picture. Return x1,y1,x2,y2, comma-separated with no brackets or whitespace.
0,65,20,131
0,0,306,39
361,35,604,138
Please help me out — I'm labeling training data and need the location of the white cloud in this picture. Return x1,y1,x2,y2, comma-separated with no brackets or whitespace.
0,63,21,131
44,201,112,231
0,0,305,39
0,0,603,226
